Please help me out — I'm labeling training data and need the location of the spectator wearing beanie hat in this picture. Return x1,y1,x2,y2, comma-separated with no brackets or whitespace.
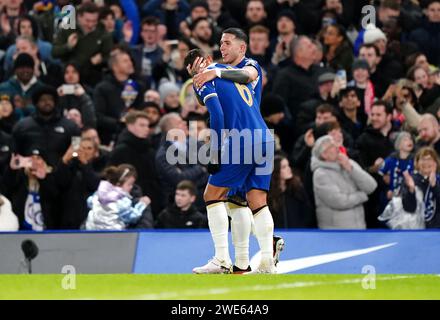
158,81,182,114
363,24,388,56
0,53,45,119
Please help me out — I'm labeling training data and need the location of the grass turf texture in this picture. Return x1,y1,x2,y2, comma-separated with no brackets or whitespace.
1,274,439,300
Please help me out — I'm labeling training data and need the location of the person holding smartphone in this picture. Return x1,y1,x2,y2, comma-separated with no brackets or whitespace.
51,137,101,229
2,149,60,231
57,63,96,128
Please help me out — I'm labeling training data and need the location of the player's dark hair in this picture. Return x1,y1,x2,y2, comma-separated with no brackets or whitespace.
222,28,248,44
184,49,206,70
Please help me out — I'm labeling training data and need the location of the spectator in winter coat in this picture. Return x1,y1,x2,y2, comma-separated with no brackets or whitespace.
2,149,60,230
53,138,101,229
3,15,55,75
12,85,80,168
57,63,96,128
356,101,398,227
0,53,45,119
52,2,113,86
94,51,145,145
0,194,19,231
108,111,163,216
85,164,151,230
311,135,377,229
272,36,323,127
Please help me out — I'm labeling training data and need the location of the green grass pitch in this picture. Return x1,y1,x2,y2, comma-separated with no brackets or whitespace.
1,274,439,300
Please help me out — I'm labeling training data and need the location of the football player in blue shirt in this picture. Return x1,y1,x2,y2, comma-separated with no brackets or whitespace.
191,28,284,273
185,45,277,274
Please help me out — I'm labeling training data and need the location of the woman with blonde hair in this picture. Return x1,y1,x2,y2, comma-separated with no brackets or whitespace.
401,147,440,228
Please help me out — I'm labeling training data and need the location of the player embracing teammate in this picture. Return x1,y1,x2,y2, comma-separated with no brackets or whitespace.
185,28,284,274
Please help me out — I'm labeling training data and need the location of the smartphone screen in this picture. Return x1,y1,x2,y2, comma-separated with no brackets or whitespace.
63,84,75,95
71,136,81,151
19,157,33,169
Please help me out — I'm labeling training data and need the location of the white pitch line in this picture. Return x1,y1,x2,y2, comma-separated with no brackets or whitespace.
133,275,421,300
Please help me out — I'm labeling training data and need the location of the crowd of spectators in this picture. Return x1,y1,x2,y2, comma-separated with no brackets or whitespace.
0,0,439,231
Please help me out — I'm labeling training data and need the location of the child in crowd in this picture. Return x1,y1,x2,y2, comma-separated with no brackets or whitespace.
155,180,207,229
379,131,414,200
85,164,151,230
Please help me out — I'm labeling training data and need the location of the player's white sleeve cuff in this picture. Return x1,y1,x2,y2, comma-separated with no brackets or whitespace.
215,68,222,78
203,93,218,104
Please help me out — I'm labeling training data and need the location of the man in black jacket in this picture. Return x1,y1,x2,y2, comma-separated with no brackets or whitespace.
356,101,399,227
94,51,145,146
12,85,80,168
108,110,162,216
272,36,323,127
156,180,208,229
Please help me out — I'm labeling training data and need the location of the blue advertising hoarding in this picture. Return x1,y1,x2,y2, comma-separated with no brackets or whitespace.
134,230,440,274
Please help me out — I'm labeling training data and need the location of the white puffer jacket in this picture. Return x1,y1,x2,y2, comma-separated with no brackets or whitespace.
0,195,19,231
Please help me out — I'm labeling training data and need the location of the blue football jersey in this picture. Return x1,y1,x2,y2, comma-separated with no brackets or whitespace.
196,63,273,148
236,57,263,107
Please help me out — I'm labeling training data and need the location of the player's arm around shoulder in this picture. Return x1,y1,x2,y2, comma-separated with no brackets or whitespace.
196,81,218,105
193,63,257,87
